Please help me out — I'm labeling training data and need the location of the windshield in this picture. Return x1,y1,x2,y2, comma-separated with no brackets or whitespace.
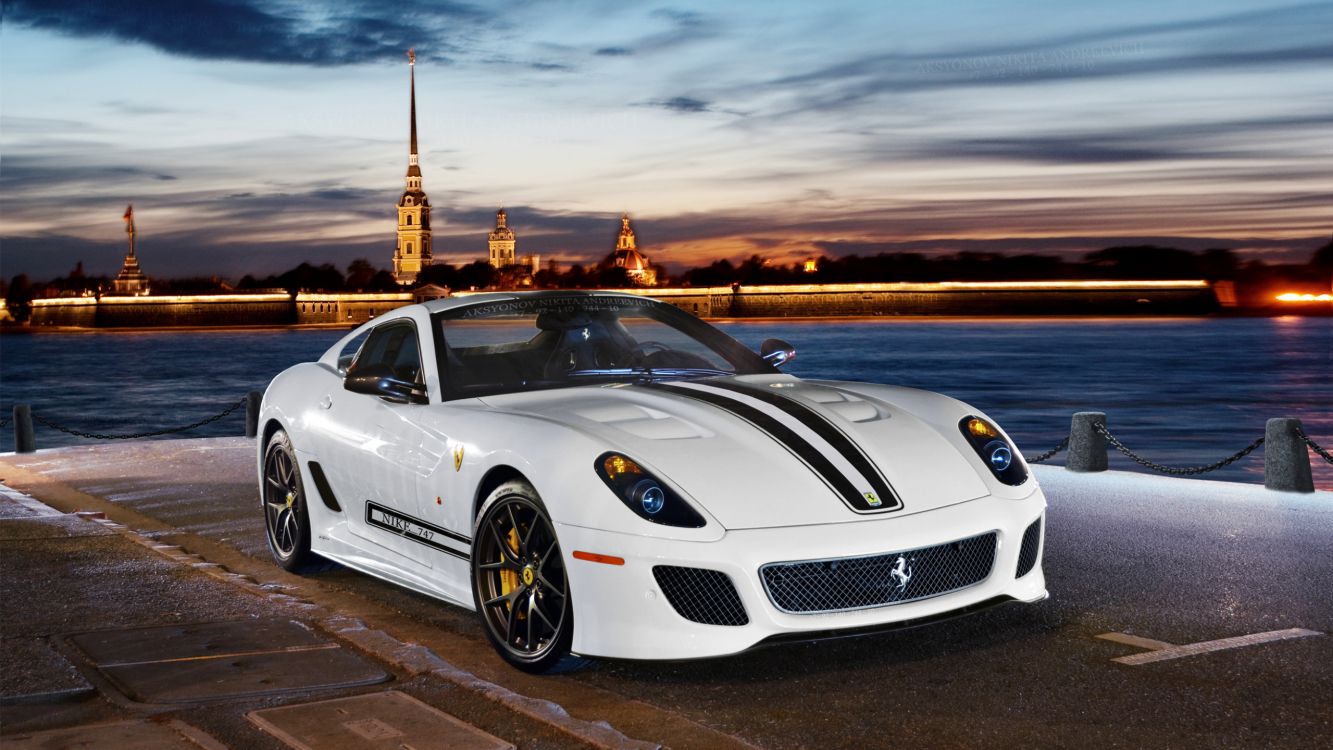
432,294,773,400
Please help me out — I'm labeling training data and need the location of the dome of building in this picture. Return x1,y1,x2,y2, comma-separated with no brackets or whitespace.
611,248,650,271
398,190,430,208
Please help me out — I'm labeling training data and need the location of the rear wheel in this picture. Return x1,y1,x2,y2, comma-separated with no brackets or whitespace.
261,430,319,572
471,480,586,673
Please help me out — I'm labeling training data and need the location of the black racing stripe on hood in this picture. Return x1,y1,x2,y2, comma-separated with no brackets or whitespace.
700,380,902,512
644,383,866,510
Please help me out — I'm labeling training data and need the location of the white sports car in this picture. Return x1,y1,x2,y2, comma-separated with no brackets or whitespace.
258,291,1047,672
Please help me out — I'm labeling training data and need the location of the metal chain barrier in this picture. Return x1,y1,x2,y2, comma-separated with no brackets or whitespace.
28,397,248,441
1296,426,1333,465
1025,436,1068,464
1093,422,1265,476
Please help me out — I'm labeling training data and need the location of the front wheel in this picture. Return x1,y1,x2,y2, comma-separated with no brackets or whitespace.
471,480,584,673
261,429,319,572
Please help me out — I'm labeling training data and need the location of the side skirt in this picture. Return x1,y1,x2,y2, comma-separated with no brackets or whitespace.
312,542,477,613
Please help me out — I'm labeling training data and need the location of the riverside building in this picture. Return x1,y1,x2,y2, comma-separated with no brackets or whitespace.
488,209,517,269
604,214,656,286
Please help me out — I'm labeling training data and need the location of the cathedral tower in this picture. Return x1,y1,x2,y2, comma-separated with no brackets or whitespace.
393,49,432,285
488,208,517,268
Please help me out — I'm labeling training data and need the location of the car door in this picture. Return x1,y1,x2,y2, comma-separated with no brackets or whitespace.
318,317,444,570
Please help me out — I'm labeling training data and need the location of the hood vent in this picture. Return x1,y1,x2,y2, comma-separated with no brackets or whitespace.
569,402,710,440
787,386,888,424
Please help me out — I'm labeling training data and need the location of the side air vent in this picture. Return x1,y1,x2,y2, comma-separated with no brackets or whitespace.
307,461,342,513
1016,518,1042,578
652,566,749,626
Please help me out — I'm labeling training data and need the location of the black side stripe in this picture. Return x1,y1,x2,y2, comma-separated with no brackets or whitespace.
646,383,866,510
365,501,471,561
702,380,902,511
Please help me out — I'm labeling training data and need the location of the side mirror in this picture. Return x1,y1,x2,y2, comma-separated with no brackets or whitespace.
760,338,796,368
344,363,428,404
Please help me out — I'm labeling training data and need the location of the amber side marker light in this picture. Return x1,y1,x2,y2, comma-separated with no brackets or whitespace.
1276,292,1333,302
573,550,625,566
966,418,998,438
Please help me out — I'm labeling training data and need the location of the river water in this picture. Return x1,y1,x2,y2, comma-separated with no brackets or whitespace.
2,317,1329,488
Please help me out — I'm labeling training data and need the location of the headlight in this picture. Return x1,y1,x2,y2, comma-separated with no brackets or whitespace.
595,453,706,527
959,416,1027,486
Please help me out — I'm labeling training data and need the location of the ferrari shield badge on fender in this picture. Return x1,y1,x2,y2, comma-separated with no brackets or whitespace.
453,444,464,472
864,491,882,507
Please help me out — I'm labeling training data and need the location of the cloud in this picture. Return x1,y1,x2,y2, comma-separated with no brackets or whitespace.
809,236,1326,260
2,0,483,66
918,112,1333,165
930,136,1216,165
746,4,1333,116
101,100,181,116
0,161,179,190
645,96,712,113
602,6,718,58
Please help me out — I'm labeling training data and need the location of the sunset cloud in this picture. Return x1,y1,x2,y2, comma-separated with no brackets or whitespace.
1,1,1329,281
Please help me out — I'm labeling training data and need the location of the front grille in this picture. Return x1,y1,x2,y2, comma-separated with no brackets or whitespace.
761,532,997,614
652,566,749,626
1015,518,1042,578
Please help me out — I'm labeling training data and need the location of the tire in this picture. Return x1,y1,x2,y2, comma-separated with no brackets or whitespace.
471,480,589,673
261,429,320,572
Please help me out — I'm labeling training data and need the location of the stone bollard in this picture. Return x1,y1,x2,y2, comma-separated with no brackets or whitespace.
1066,411,1108,472
245,391,263,439
13,405,35,454
1264,418,1314,493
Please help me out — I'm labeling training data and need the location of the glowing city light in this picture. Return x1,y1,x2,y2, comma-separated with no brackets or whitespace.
1276,293,1333,302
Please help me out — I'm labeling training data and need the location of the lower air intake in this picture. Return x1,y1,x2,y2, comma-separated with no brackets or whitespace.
652,566,749,626
761,532,997,614
1016,518,1042,578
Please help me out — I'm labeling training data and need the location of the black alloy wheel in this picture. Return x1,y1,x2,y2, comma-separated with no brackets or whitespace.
262,430,316,571
471,481,580,673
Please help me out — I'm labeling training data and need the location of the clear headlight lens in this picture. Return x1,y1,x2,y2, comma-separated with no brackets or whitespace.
959,417,1027,486
985,440,1013,471
596,453,705,527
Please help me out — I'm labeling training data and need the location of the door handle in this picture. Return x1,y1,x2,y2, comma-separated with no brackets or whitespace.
319,395,333,410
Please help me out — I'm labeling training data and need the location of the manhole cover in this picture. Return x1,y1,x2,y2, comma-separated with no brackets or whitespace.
249,690,514,750
69,619,389,704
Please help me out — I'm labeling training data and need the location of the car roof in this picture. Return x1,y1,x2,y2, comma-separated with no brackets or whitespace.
417,289,653,315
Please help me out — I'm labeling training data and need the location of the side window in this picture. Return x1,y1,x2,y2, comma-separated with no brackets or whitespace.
349,322,423,383
336,330,371,374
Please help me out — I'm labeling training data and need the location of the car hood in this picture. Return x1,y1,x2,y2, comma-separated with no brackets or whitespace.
477,374,991,530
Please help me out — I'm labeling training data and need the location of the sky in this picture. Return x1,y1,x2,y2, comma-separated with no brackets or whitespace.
1,0,1331,281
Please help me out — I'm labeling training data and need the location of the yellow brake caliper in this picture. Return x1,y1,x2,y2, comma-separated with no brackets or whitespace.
499,526,521,611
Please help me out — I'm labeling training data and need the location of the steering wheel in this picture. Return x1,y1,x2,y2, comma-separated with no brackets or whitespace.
543,341,625,379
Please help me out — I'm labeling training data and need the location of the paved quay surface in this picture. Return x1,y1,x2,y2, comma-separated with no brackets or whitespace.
2,437,1330,749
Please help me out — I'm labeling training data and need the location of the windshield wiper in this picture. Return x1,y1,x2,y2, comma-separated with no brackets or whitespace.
563,366,734,383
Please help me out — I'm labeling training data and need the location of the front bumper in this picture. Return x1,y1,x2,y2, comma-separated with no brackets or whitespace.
558,486,1047,660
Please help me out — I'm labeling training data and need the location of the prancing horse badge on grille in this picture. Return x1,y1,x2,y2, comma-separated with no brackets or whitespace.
890,555,912,591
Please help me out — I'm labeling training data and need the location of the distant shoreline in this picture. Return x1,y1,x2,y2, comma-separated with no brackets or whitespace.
3,309,1327,335
9,279,1329,330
